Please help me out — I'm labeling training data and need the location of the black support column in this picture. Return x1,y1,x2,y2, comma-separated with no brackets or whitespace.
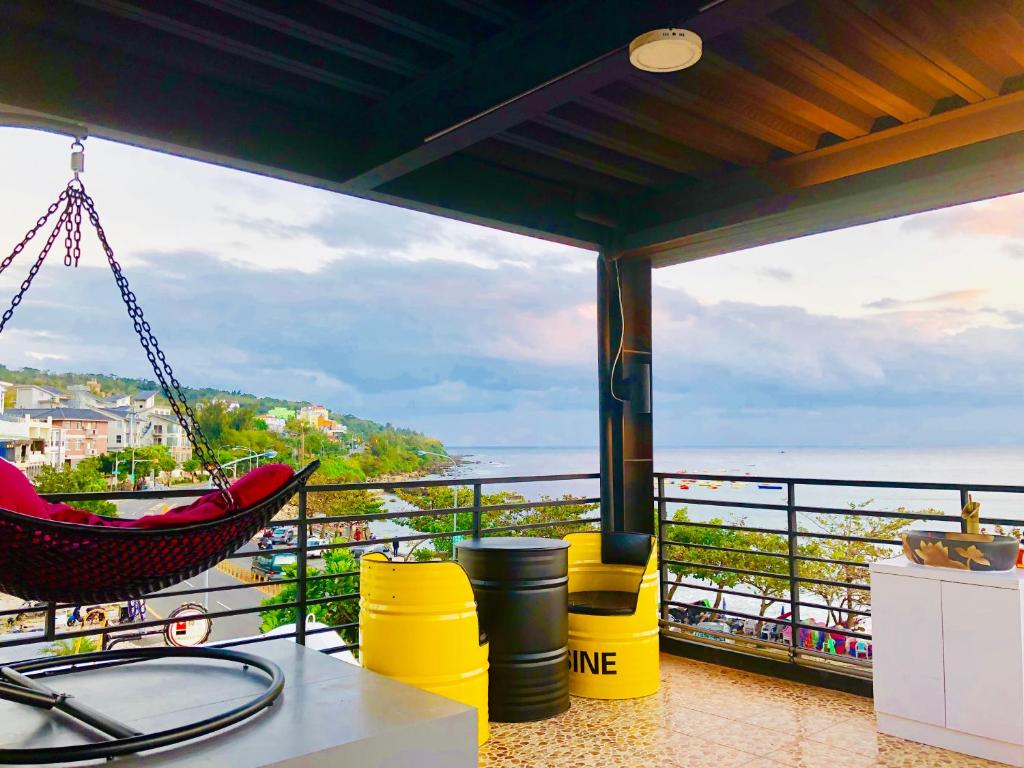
597,251,653,538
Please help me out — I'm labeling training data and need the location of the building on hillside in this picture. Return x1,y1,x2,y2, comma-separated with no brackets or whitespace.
101,406,192,462
3,407,111,467
0,380,10,414
13,384,67,409
131,390,158,411
266,406,294,421
0,412,53,478
146,411,192,463
260,415,286,433
298,405,329,426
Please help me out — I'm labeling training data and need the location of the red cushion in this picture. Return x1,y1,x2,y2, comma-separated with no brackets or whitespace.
0,460,295,529
0,459,50,518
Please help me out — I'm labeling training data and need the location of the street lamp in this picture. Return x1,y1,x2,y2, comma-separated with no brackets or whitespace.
417,450,459,542
229,445,260,474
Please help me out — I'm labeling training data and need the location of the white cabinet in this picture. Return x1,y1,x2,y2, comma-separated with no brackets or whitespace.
872,573,945,727
871,560,1024,766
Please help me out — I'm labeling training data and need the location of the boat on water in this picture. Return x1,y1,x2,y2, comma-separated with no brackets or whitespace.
758,483,783,490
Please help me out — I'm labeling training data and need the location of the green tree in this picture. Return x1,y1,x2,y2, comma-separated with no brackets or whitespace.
259,548,360,645
44,636,99,656
800,502,917,628
394,486,598,559
98,445,176,476
662,508,746,608
34,459,118,516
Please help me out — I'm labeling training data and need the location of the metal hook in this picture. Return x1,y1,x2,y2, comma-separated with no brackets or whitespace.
70,139,85,182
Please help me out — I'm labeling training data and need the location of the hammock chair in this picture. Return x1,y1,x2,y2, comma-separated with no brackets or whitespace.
0,138,317,763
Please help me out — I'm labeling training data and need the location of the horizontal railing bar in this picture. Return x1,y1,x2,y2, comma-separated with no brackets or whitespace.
794,621,871,641
662,580,772,603
794,600,871,617
661,540,790,559
660,520,785,535
793,504,950,522
306,472,600,492
792,553,869,569
654,472,1024,493
657,496,789,512
793,646,872,669
663,599,789,626
794,575,871,590
796,531,899,545
661,581,872,618
479,517,599,535
303,496,600,525
662,559,789,581
660,619,791,652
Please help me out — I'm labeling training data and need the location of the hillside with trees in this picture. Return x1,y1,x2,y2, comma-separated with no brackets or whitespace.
3,365,450,485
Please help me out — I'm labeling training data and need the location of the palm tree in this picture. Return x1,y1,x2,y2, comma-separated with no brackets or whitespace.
44,636,99,656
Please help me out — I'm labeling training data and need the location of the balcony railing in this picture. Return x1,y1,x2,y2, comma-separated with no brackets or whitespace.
656,471,1024,680
0,472,600,658
3,469,1021,686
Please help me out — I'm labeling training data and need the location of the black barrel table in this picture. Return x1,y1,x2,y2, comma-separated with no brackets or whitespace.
455,536,570,722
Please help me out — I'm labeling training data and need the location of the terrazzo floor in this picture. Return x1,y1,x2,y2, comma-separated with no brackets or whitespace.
479,653,1003,768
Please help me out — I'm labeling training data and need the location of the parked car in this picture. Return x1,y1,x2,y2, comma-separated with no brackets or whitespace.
350,543,392,561
306,536,325,558
270,526,296,545
251,552,298,580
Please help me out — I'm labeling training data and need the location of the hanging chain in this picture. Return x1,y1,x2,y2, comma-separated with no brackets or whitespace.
0,198,73,337
0,139,231,491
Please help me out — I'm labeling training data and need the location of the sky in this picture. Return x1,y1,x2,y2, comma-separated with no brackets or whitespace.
1,128,1023,448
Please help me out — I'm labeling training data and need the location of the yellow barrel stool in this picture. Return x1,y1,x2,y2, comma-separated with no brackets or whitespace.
564,532,659,699
359,553,489,744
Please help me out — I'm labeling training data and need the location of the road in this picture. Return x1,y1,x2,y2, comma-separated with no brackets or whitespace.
146,561,266,643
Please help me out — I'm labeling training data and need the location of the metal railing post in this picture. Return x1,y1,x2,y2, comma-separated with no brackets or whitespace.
786,482,801,662
296,488,308,646
44,602,55,642
472,482,482,538
657,475,669,624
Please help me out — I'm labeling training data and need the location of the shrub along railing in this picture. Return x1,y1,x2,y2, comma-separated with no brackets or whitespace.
655,471,1024,680
0,473,600,657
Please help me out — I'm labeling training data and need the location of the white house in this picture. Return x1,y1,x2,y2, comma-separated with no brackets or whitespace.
131,390,158,411
0,380,9,414
0,412,54,477
13,384,66,409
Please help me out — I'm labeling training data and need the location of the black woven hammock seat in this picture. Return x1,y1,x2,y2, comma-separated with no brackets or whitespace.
0,139,317,764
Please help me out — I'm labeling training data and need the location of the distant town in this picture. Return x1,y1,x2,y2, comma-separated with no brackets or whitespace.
0,369,446,488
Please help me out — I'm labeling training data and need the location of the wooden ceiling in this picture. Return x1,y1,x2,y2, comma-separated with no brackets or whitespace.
1,0,1023,265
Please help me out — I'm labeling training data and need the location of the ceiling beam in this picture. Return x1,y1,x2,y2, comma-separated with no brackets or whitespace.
191,0,428,79
848,0,1003,102
760,16,933,123
440,0,518,27
72,0,389,99
315,0,470,56
579,88,774,167
623,72,820,155
623,94,1024,264
533,105,726,177
342,0,796,192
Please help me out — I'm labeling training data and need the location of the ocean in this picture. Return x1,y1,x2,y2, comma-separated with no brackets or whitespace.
428,446,1024,631
441,445,1024,519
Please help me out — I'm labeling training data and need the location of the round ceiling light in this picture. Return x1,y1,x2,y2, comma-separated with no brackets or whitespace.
628,28,703,72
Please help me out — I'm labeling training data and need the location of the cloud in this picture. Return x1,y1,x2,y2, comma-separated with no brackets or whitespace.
1006,243,1024,260
864,289,985,311
759,267,793,283
902,195,1024,240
